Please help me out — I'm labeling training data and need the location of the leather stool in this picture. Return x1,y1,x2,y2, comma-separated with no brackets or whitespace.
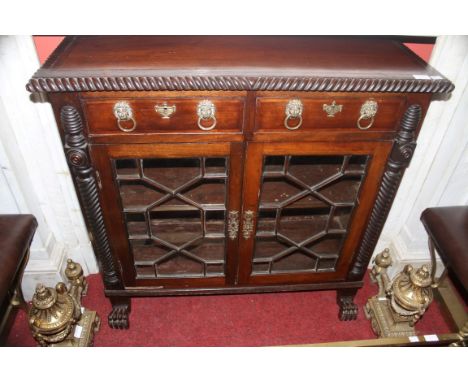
420,206,468,340
0,214,37,344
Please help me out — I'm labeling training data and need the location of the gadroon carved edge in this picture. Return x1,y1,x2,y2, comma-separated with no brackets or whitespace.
26,75,455,94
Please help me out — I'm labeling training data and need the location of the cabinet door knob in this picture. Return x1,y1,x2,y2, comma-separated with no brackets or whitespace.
284,99,303,130
113,101,137,132
357,100,378,130
197,100,217,131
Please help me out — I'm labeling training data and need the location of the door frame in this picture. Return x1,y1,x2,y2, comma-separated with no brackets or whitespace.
237,140,393,285
90,142,244,288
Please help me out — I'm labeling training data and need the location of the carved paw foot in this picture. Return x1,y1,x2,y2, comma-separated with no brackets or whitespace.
108,305,129,329
337,289,358,321
338,297,358,321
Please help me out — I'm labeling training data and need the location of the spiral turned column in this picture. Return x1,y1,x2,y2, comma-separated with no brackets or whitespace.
61,106,122,290
335,104,422,321
349,104,422,281
61,106,130,329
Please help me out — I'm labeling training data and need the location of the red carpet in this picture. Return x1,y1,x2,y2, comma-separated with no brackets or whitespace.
6,272,451,346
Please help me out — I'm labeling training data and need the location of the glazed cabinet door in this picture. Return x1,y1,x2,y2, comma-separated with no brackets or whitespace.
238,141,393,285
90,142,243,288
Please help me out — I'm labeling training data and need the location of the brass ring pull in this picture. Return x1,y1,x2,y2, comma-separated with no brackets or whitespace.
357,100,378,130
284,115,303,130
197,100,217,131
116,117,137,132
113,101,137,132
284,99,303,130
357,115,374,130
197,116,217,131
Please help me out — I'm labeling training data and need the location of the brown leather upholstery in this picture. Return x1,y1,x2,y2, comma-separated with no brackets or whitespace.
421,206,468,292
0,214,37,305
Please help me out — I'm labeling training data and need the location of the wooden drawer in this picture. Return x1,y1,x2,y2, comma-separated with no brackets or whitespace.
83,96,245,135
255,95,405,133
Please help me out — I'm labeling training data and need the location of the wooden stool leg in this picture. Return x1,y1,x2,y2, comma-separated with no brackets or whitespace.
0,250,30,344
9,250,30,313
428,237,447,288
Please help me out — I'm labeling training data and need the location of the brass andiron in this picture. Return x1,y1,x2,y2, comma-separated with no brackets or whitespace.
365,249,435,338
28,259,100,346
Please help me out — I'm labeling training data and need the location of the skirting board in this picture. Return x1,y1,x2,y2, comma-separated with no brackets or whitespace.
22,238,95,301
22,241,67,301
378,235,445,281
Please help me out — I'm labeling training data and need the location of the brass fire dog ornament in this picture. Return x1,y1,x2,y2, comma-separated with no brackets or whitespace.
28,259,100,346
365,249,435,338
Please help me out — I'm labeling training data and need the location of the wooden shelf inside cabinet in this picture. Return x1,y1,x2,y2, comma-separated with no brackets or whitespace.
29,36,453,329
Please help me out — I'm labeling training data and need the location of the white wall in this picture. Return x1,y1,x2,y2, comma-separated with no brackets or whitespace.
376,36,468,278
0,36,98,300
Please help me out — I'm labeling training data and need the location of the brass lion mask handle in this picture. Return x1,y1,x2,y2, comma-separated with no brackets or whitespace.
357,100,378,130
284,99,303,130
197,100,217,131
113,101,137,132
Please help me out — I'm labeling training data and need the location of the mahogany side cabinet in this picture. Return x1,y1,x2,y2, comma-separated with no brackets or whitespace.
27,36,454,329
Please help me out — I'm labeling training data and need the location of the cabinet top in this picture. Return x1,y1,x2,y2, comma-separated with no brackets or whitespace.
26,36,454,94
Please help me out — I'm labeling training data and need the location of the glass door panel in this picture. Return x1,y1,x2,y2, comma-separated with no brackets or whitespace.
91,142,241,288
238,141,392,285
252,155,368,275
114,157,228,279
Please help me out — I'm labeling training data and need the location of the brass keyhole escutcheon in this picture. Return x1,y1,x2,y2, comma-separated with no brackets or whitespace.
155,103,176,119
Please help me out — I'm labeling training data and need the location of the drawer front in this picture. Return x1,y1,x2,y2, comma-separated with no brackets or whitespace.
83,97,245,135
255,95,405,133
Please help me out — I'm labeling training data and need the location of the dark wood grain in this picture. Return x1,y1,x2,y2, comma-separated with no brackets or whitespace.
26,36,453,93
256,94,405,132
84,96,245,135
105,280,364,297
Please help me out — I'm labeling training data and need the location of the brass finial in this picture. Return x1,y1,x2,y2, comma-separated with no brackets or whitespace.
365,249,436,338
392,264,434,318
28,259,99,346
410,264,432,288
374,248,392,268
32,283,56,310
